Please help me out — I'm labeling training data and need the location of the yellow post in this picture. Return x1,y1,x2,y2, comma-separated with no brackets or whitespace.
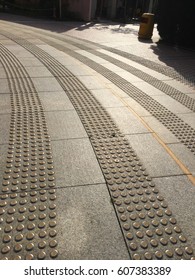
138,13,154,39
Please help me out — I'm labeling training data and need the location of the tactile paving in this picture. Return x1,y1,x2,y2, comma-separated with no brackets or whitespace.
91,137,194,260
104,47,195,87
0,189,58,260
43,42,195,156
88,49,195,112
1,32,194,259
32,30,195,87
0,30,193,259
0,41,57,259
21,35,195,155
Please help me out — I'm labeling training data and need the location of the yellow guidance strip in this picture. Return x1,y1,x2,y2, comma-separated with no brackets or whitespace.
108,86,195,186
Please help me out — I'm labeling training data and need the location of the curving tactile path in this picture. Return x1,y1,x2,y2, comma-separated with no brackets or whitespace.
0,15,195,260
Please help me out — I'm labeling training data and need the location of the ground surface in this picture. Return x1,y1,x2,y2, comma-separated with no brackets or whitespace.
0,13,195,260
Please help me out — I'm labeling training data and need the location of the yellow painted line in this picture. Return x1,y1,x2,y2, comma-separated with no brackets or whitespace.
57,47,195,186
105,84,195,186
152,133,195,185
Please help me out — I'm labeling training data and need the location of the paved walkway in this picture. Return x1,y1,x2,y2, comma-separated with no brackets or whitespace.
0,13,195,260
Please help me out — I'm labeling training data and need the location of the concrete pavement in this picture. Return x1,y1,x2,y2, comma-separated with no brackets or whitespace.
0,13,195,260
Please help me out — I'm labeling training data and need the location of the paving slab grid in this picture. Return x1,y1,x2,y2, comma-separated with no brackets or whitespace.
0,13,195,260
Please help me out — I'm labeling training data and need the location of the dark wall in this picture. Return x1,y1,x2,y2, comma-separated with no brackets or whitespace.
156,0,195,48
2,0,54,17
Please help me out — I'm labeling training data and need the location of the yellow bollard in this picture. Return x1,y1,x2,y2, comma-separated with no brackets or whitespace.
138,13,154,39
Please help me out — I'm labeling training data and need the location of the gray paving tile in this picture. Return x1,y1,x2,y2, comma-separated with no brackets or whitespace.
0,170,4,194
38,91,74,111
106,83,130,98
0,68,7,79
0,40,18,46
0,146,6,191
54,55,82,66
176,113,195,129
40,44,79,55
135,68,172,81
65,64,94,76
0,79,10,94
76,50,108,64
126,133,184,177
106,107,149,135
52,138,105,187
164,80,195,94
94,73,122,88
99,49,165,78
45,110,87,140
77,75,106,90
99,62,125,73
131,81,170,96
5,45,34,58
123,96,151,116
56,184,129,259
0,144,8,171
168,143,195,176
127,61,171,81
32,77,63,92
153,176,195,249
28,38,45,45
18,57,43,67
90,88,125,108
142,115,180,144
117,71,143,83
0,35,8,40
0,172,3,188
0,94,11,114
186,93,195,99
25,66,53,78
0,114,10,144
152,95,191,114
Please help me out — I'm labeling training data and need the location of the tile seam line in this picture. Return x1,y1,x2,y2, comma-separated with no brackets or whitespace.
2,21,194,88
0,31,133,259
14,31,195,165
66,35,195,86
76,49,195,113
152,174,191,179
1,20,194,61
1,30,195,185
1,30,195,160
42,30,195,87
108,88,195,186
85,137,133,260
43,109,75,113
0,26,195,258
69,52,195,157
30,35,193,137
90,66,195,182
0,182,107,196
0,38,59,259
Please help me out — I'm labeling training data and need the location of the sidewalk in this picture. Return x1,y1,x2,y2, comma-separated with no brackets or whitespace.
0,13,195,260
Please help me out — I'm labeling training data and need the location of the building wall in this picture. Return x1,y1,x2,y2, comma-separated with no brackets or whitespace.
13,0,53,13
62,0,91,21
10,0,157,21
91,0,97,19
91,0,117,19
14,0,40,8
109,0,117,18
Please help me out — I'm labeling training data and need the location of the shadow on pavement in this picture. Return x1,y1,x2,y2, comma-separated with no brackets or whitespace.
150,43,195,87
0,12,138,35
1,12,194,87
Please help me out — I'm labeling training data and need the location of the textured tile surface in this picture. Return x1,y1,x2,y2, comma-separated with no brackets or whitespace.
52,139,105,187
56,184,130,259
